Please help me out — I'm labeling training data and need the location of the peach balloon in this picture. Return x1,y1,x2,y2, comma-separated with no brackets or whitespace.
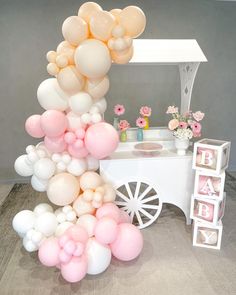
90,11,116,41
57,66,85,95
56,54,68,68
57,41,75,65
80,171,103,191
47,173,80,206
47,63,59,76
111,45,134,64
110,8,122,20
73,196,95,217
46,51,57,63
85,76,109,100
62,16,89,46
78,2,102,23
119,6,146,38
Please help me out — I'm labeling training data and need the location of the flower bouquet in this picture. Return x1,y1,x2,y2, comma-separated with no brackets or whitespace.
118,120,130,142
136,117,147,141
140,106,152,130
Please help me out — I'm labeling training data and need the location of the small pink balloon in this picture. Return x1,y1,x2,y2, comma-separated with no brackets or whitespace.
74,139,84,149
96,203,120,223
74,242,84,256
59,234,70,247
59,249,71,264
118,209,131,224
68,144,89,158
84,122,119,159
41,110,68,137
64,240,76,255
66,225,89,244
110,223,143,261
60,255,87,283
95,216,118,244
75,128,86,139
25,114,45,138
44,135,67,153
38,237,60,267
64,132,76,144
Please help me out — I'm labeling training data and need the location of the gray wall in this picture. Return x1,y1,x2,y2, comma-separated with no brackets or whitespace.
0,0,236,182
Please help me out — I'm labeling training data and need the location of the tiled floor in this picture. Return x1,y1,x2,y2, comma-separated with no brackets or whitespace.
0,175,235,295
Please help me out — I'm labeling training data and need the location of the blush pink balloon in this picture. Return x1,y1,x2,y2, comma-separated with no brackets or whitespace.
96,203,120,223
25,114,45,138
41,110,68,137
68,144,89,158
66,225,89,244
118,210,131,224
94,216,118,244
44,135,67,153
38,237,60,267
60,255,88,283
110,223,143,261
84,122,119,159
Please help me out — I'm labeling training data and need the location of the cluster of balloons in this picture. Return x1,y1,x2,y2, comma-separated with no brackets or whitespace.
13,2,146,284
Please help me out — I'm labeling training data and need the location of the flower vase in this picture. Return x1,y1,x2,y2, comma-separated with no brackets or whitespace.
120,130,127,142
174,138,190,155
113,117,119,131
137,128,143,141
144,116,149,130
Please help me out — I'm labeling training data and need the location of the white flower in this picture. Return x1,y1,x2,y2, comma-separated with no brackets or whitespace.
174,128,193,139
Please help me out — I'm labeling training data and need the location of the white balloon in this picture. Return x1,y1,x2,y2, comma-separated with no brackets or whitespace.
81,113,92,124
69,92,93,115
94,97,107,113
86,155,99,171
66,111,87,131
67,158,87,176
36,142,52,157
31,175,48,192
55,221,74,237
12,210,36,235
35,212,58,237
86,238,111,275
23,236,38,252
76,214,97,237
37,78,69,111
75,39,111,79
33,158,56,180
34,203,53,216
14,155,33,177
91,113,102,123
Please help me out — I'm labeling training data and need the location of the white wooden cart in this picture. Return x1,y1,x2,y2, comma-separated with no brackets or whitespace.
100,40,207,229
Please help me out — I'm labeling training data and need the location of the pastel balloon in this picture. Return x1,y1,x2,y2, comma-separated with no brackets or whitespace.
75,39,111,79
85,76,109,100
94,97,107,113
46,50,57,63
67,158,87,176
57,66,85,95
86,237,111,275
68,145,89,159
119,6,146,38
112,25,125,38
80,171,103,191
44,135,67,153
37,78,69,111
94,217,118,244
61,256,87,283
110,8,122,20
76,214,97,237
84,122,119,159
35,212,58,237
102,184,116,202
34,203,53,216
57,41,75,65
73,196,95,217
118,209,131,224
90,11,116,41
25,115,45,138
66,224,89,243
33,158,56,180
47,63,60,76
31,175,48,192
41,110,67,137
66,111,87,132
78,2,102,23
111,223,143,261
69,92,93,115
86,154,99,171
111,45,134,64
55,221,74,237
12,210,36,235
14,155,34,177
47,173,80,206
38,237,60,267
96,203,120,223
62,16,89,46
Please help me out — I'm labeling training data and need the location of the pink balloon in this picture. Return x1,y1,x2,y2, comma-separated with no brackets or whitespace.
96,203,121,223
64,132,76,144
67,144,89,158
95,216,118,244
44,135,67,153
25,114,45,138
84,122,119,159
41,110,68,137
118,209,131,224
110,223,143,261
60,255,87,283
38,237,60,267
66,225,89,244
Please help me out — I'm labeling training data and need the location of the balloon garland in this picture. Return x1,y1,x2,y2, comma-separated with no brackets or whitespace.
13,2,146,283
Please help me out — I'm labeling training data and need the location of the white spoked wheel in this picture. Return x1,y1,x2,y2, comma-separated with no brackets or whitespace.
115,181,162,229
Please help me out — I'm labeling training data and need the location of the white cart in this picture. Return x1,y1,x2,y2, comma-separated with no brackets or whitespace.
100,40,207,229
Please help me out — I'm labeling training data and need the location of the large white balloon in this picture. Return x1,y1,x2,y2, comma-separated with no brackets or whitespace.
34,203,53,216
69,92,93,115
12,210,36,235
94,97,107,113
14,155,33,177
74,39,111,79
37,78,69,111
35,212,58,237
86,238,111,275
33,158,56,180
67,158,87,176
76,214,97,237
31,175,48,192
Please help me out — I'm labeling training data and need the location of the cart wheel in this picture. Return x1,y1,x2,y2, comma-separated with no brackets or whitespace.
115,181,162,229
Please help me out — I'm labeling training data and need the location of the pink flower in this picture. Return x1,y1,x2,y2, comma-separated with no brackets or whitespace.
193,111,205,122
136,117,146,128
193,132,201,138
118,120,130,131
114,104,125,116
168,119,179,130
140,106,152,117
166,106,178,114
179,121,188,129
191,122,202,133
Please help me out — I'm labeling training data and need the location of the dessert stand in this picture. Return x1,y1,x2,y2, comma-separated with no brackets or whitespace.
100,39,207,229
